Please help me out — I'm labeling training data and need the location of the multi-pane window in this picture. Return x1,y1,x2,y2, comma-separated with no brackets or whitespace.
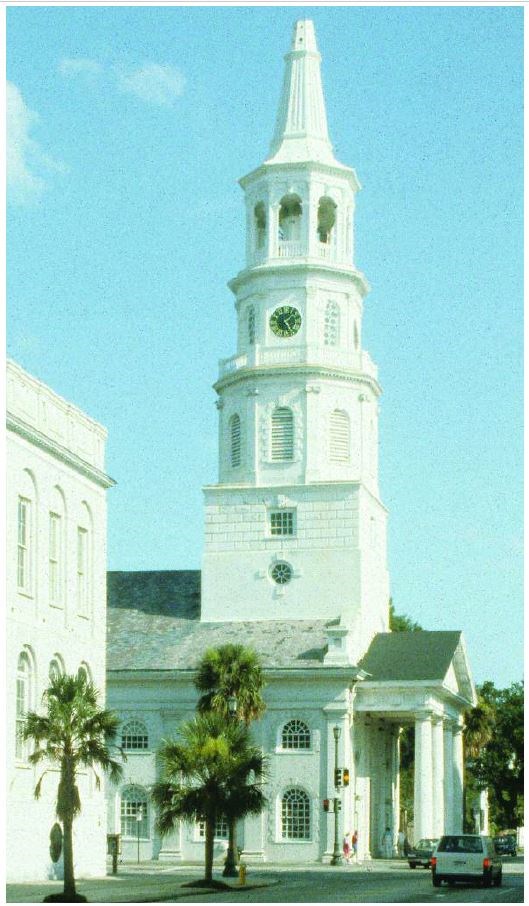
324,301,340,346
230,414,241,468
120,786,149,838
271,408,294,461
198,816,229,839
49,512,62,605
16,652,32,761
281,719,311,750
281,788,311,840
77,527,88,615
17,497,30,591
121,719,149,751
248,306,256,345
330,410,350,462
270,510,295,536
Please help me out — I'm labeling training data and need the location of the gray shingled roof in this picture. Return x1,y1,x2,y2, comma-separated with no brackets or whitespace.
107,571,330,670
107,572,466,685
359,631,463,682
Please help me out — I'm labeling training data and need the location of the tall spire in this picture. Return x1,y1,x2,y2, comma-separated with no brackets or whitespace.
266,20,340,167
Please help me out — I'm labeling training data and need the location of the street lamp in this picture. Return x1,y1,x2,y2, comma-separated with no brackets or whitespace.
330,725,343,866
223,694,239,878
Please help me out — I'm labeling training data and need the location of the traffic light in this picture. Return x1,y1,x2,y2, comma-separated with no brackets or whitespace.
343,768,350,787
334,768,342,788
335,799,342,812
323,799,330,812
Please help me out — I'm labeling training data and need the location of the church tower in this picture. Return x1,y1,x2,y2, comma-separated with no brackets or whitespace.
201,20,389,659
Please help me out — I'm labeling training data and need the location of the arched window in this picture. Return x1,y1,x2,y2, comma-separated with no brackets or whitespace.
120,786,149,838
281,788,311,840
254,202,266,250
16,651,33,761
278,195,302,242
49,486,66,608
317,196,337,244
230,414,241,468
281,719,311,750
271,408,294,461
330,410,350,462
49,655,65,683
324,301,340,346
121,719,149,751
77,662,92,684
248,306,256,345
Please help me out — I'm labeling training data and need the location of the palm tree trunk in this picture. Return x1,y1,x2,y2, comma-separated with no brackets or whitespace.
62,814,76,898
223,817,238,876
204,817,215,883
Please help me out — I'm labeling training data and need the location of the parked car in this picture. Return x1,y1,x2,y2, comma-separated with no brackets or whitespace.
494,834,517,857
407,838,439,869
431,834,502,888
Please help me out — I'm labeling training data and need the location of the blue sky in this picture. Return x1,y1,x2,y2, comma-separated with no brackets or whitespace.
7,5,523,688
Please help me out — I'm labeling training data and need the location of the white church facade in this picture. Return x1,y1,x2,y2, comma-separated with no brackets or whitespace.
6,359,114,881
106,20,476,863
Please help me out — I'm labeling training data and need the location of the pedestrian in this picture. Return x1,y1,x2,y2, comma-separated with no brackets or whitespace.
342,832,351,863
397,829,405,858
403,834,411,857
351,829,358,861
382,826,393,858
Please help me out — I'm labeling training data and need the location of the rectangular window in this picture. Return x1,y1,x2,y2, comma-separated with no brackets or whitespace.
17,497,30,591
198,816,229,839
49,512,61,605
269,510,295,536
77,527,88,616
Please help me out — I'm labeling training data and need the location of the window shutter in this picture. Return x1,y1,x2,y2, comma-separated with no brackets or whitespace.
271,408,294,461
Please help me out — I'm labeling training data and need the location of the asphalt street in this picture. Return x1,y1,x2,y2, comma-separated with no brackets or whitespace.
6,858,524,903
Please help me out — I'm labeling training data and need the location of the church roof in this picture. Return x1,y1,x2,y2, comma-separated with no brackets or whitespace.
359,630,463,682
107,570,331,671
107,572,474,704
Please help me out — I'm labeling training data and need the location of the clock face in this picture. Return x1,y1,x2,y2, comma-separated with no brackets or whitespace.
270,306,302,338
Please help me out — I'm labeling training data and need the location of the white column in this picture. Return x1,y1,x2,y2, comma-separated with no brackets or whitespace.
392,729,401,847
432,717,444,837
414,713,433,841
355,718,371,860
452,722,464,833
443,721,454,833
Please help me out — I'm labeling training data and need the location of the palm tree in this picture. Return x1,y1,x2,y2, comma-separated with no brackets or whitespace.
152,713,267,886
194,644,266,725
194,644,266,874
24,673,123,903
463,698,495,831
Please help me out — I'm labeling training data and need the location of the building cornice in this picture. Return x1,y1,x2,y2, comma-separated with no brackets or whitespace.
228,262,370,297
213,363,382,397
239,160,360,193
201,480,387,514
7,413,116,489
108,665,365,682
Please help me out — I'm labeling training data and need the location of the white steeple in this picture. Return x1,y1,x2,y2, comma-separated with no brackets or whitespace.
266,20,341,168
201,20,389,650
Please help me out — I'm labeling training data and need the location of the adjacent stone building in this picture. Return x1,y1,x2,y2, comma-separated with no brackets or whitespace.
7,359,114,881
106,20,476,863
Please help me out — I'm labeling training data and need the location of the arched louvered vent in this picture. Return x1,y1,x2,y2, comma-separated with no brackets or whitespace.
271,408,294,461
248,306,256,345
330,410,350,462
324,301,340,346
230,414,241,467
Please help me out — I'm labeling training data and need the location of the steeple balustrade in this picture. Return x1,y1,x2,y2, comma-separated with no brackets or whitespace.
218,346,378,379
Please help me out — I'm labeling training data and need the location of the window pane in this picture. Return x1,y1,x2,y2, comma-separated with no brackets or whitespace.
282,719,311,749
270,511,294,536
120,787,149,838
122,720,149,750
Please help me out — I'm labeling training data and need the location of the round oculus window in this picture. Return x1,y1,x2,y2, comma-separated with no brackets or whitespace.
271,561,293,585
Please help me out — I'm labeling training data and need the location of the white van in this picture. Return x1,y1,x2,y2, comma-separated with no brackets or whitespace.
431,834,502,888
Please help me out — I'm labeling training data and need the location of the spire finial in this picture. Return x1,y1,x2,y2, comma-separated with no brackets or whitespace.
266,19,338,166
